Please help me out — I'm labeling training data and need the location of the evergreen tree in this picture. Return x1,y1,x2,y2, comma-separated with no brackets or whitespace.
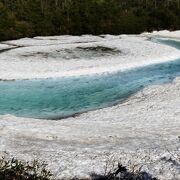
0,0,179,41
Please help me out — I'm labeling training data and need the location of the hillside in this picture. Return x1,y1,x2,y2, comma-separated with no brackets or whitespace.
0,0,180,41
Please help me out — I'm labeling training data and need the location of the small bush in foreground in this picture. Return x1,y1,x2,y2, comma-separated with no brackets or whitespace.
0,157,159,180
90,163,157,180
0,157,52,180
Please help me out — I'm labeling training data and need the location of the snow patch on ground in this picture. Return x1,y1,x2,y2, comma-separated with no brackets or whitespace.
142,30,180,39
0,44,14,51
0,35,180,80
4,35,104,47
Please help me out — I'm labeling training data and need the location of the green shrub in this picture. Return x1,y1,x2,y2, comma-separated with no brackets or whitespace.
0,157,52,180
90,163,158,180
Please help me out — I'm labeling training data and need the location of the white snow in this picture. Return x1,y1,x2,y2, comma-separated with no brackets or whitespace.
142,30,180,39
0,44,14,51
4,35,104,47
0,31,180,179
0,34,180,80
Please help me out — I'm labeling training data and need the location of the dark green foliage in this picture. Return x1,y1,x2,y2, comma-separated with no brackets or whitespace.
0,0,180,41
0,157,52,180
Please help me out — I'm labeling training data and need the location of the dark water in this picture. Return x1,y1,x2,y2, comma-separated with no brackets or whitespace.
0,38,180,119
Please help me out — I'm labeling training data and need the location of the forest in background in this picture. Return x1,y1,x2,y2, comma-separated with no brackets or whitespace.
0,0,180,41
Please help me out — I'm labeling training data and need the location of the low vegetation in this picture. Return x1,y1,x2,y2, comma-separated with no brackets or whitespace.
0,157,52,180
0,157,158,180
90,163,157,180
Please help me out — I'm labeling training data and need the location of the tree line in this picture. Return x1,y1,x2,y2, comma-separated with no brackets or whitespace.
0,0,180,41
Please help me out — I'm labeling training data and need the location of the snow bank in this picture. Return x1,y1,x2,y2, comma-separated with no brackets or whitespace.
0,44,14,51
0,31,180,179
0,35,180,80
4,35,104,47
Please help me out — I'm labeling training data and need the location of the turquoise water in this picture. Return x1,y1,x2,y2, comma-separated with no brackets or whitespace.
156,38,180,50
0,38,180,119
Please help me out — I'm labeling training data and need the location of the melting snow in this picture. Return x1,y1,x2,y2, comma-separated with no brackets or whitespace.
0,31,180,179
